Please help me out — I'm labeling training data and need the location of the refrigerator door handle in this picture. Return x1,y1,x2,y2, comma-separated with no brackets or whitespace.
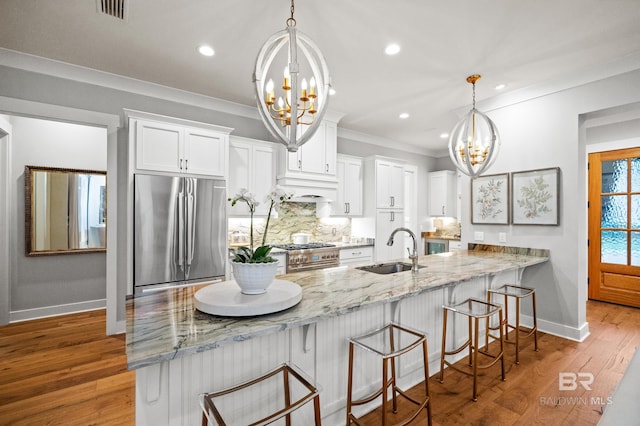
185,179,196,275
176,185,185,272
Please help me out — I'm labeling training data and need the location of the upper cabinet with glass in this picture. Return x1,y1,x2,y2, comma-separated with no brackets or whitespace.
25,166,107,256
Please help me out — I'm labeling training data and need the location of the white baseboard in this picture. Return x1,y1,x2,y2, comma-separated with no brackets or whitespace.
10,299,106,323
521,314,590,342
115,319,126,334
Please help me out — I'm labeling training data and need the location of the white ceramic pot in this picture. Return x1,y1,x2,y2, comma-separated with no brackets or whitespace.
292,233,310,244
231,260,279,295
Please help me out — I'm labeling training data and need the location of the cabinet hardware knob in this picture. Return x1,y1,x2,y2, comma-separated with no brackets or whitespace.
185,159,188,170
390,196,395,207
179,158,183,170
325,163,329,172
298,160,302,170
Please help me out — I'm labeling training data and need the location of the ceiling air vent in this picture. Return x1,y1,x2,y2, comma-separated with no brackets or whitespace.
96,0,127,20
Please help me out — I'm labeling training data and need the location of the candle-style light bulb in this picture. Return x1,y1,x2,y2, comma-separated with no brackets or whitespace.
300,78,308,100
283,66,290,90
309,77,317,97
265,79,275,104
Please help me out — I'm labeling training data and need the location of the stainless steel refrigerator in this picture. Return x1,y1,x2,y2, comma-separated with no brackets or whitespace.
134,174,226,293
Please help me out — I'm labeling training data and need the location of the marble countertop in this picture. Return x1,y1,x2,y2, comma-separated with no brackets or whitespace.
126,247,548,369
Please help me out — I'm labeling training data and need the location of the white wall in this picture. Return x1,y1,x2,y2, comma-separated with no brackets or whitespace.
458,69,640,340
9,116,107,319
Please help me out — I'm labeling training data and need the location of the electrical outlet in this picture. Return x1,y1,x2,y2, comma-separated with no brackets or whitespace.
499,232,507,243
474,231,484,241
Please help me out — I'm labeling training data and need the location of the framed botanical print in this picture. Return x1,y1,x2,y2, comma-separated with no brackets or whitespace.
511,167,560,225
471,173,509,224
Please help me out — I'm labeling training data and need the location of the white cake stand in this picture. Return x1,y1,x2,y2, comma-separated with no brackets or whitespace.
194,279,302,317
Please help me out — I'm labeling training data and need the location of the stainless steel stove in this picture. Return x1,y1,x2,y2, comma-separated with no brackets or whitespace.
271,243,340,272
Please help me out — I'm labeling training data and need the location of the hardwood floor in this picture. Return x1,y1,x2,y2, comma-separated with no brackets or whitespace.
0,301,638,425
0,310,134,425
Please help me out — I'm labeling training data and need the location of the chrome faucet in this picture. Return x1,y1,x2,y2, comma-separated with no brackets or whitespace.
387,227,419,273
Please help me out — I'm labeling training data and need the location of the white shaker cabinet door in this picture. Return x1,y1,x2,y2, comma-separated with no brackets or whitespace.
136,120,183,173
184,128,227,177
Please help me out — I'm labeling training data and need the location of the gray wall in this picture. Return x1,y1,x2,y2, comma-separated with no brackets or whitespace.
459,69,640,339
9,116,107,315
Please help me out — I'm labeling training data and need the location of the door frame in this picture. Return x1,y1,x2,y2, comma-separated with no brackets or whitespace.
0,96,121,334
0,115,11,325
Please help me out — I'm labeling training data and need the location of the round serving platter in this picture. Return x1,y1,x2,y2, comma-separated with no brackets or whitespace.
194,279,302,317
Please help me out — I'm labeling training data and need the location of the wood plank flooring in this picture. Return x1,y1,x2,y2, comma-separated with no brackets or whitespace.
0,301,638,425
0,310,134,425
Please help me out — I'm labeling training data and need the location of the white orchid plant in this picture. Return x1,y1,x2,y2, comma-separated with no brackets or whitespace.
228,186,293,263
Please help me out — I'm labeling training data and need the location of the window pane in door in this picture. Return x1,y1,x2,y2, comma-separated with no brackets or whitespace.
601,230,627,265
601,195,627,228
602,160,627,193
633,195,640,229
631,158,640,192
632,232,640,267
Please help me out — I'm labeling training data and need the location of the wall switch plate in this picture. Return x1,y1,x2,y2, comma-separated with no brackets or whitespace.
474,231,484,241
499,232,507,243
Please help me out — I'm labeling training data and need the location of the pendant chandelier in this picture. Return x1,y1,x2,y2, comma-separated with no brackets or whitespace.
448,74,501,177
253,0,331,152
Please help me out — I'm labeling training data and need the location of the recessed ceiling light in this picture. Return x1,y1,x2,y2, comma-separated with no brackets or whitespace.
198,45,215,57
399,112,409,119
495,83,506,90
440,133,449,139
385,44,400,55
329,88,337,96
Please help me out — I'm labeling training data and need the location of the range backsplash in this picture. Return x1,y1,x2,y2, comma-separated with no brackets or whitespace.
228,202,351,245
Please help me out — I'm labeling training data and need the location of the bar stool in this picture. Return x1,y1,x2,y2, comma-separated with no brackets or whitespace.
346,322,432,426
487,284,538,364
201,363,321,425
439,298,505,401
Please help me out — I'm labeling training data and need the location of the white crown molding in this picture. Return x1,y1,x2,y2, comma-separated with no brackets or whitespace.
0,47,260,120
337,127,436,157
0,48,349,127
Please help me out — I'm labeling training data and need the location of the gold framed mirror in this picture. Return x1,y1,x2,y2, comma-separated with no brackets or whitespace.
25,165,107,256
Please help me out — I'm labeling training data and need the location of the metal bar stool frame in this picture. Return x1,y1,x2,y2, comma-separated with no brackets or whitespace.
487,284,538,365
201,363,321,426
346,322,432,426
439,298,506,402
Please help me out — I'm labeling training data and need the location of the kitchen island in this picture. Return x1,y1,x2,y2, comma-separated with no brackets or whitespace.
127,247,549,425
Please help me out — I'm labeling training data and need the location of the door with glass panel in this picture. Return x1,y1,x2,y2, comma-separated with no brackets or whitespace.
588,148,640,307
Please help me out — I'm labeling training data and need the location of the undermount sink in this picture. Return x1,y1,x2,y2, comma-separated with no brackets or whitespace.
356,262,424,275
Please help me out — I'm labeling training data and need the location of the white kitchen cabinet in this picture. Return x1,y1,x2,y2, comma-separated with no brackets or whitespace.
428,170,457,217
339,246,373,266
375,159,405,209
375,210,405,261
228,136,276,216
133,115,231,178
281,120,336,177
331,154,363,216
449,240,463,251
270,251,287,275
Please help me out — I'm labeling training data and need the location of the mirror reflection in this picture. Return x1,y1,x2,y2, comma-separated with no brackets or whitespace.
25,166,106,256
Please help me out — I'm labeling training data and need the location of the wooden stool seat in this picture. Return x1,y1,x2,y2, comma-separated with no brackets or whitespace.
487,284,538,364
439,298,506,401
201,363,321,425
346,323,432,425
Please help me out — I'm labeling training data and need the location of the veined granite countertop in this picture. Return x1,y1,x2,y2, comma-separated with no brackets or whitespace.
126,247,549,369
